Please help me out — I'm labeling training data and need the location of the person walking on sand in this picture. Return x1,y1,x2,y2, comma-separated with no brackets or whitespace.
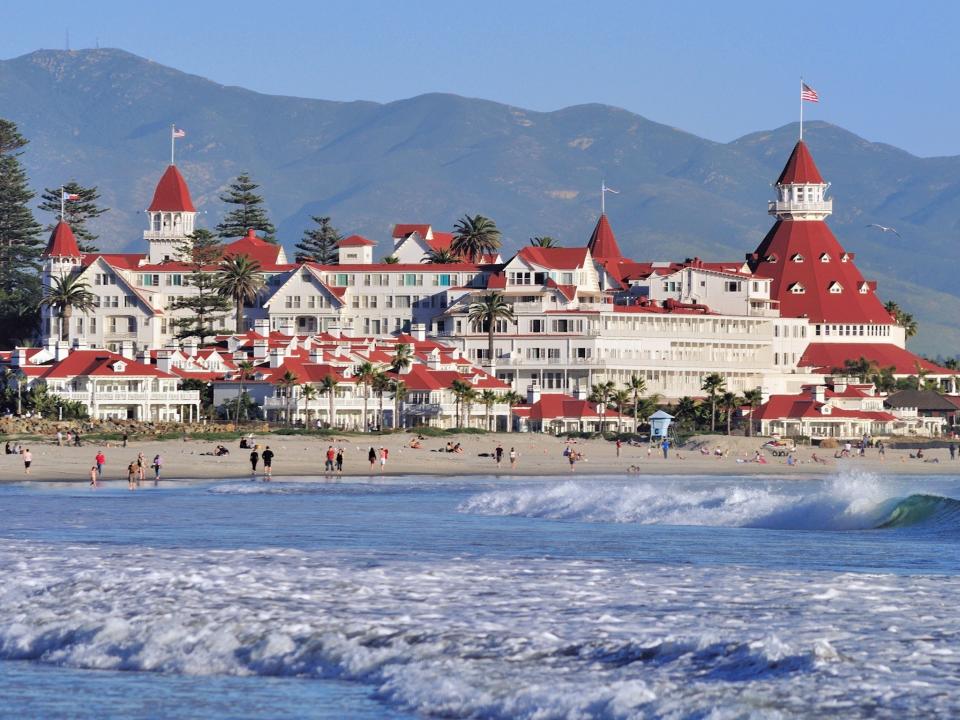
368,446,377,471
510,447,517,469
661,438,670,459
95,450,106,480
136,452,145,482
89,466,98,487
325,446,335,474
249,448,259,477
152,454,162,482
127,462,136,489
950,442,956,461
22,448,32,475
261,446,274,480
616,438,622,457
335,447,344,474
495,444,503,468
56,430,63,447
379,446,389,473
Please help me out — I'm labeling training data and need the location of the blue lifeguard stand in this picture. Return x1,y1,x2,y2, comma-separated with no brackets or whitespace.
649,410,674,440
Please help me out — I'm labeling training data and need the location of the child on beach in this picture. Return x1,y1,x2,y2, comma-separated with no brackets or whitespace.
335,447,344,474
23,448,31,475
127,462,136,489
89,466,98,487
510,447,517,469
152,454,162,482
379,447,388,473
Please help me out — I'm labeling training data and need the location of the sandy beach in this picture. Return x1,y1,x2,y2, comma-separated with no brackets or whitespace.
2,432,959,482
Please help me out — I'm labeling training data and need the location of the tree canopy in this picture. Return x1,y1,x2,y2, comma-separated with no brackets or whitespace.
215,172,276,242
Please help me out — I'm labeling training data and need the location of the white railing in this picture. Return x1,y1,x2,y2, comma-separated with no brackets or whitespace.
767,200,833,214
53,390,200,403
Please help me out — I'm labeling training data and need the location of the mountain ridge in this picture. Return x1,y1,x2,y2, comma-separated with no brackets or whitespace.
2,48,959,355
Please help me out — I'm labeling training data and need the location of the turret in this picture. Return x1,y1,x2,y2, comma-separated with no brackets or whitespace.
145,165,197,263
768,140,832,221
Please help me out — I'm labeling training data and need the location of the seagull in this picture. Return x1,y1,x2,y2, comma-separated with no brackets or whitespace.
865,223,901,238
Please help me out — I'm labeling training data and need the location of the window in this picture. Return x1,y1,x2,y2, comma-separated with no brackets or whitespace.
435,274,451,287
124,296,135,308
724,281,742,292
165,274,183,286
336,274,349,286
791,254,804,263
789,283,805,294
829,282,843,294
285,296,302,309
530,319,546,333
90,317,96,333
93,296,101,307
139,274,160,286
820,253,831,263
509,271,532,285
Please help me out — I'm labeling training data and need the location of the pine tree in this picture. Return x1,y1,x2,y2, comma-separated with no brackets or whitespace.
295,215,341,264
39,181,108,253
0,118,43,344
169,229,231,343
215,172,276,242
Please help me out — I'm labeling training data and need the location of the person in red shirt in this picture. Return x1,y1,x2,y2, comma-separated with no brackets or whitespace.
325,446,335,474
95,451,106,480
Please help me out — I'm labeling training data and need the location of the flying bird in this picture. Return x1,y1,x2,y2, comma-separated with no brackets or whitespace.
865,223,901,238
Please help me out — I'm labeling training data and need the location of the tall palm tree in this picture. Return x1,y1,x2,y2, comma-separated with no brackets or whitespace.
422,248,460,264
701,373,727,433
372,371,391,431
451,214,501,263
674,396,698,432
627,375,647,433
721,391,742,435
390,378,407,429
589,381,616,433
462,387,479,428
391,343,414,373
480,389,499,431
217,254,264,334
612,388,631,433
529,236,558,248
319,374,338,428
39,274,95,341
467,292,515,368
501,390,524,433
301,384,318,431
885,300,918,339
233,360,256,425
356,361,376,431
450,378,472,428
276,370,299,425
635,394,661,432
742,388,763,437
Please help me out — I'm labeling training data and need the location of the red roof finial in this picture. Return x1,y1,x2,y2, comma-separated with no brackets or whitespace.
245,228,257,239
777,140,824,185
587,214,623,261
43,221,82,258
148,165,196,212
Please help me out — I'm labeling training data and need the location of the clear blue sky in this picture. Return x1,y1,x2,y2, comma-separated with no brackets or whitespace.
4,0,958,157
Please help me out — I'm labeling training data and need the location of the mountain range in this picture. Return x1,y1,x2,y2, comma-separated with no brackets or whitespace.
1,48,958,355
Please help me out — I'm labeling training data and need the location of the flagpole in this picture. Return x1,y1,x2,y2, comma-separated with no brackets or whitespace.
799,77,803,141
60,185,65,221
601,180,605,215
170,124,175,165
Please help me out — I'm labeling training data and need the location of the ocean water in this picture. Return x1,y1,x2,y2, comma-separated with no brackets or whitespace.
2,469,960,719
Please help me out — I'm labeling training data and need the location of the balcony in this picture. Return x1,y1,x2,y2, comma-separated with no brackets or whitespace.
52,390,200,403
767,199,833,215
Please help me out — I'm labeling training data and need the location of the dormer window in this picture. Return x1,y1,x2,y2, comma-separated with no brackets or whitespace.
858,282,869,295
820,253,831,263
112,361,127,373
829,282,843,294
841,253,851,263
791,253,804,263
789,283,805,294
765,254,778,264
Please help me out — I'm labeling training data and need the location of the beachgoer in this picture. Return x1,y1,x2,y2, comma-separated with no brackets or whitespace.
262,446,274,480
510,447,517,469
379,446,388,472
950,443,956,461
136,452,145,482
122,432,128,448
615,439,622,457
568,450,576,471
56,431,63,447
249,449,259,475
74,432,82,447
661,438,670,459
916,448,924,459
127,462,136,488
22,448,31,475
3,441,10,455
325,446,335,473
495,444,503,468
335,448,344,474
95,450,106,479
152,454,162,481
877,440,885,460
89,466,98,487
368,447,377,470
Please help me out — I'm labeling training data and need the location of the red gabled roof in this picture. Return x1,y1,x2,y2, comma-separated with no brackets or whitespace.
517,246,589,270
392,224,432,239
427,232,454,250
148,165,196,212
223,229,285,268
776,140,824,185
339,235,376,247
798,343,955,376
516,393,601,421
43,221,82,258
37,350,176,380
586,214,623,261
754,394,896,422
750,220,892,324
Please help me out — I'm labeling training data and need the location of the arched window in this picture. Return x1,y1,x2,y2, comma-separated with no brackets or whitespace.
152,213,161,232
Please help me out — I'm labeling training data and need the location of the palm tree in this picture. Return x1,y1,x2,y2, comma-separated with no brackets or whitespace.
38,274,95,341
233,360,256,425
701,373,726,433
529,236,558,248
276,370,300,425
885,300,918,339
462,387,479,428
391,343,414,373
589,381,616,433
635,394,661,432
356,361,376,431
301,384,318,431
319,374,338,428
742,388,763,437
674,396,698,432
451,214,501,263
467,292,515,368
501,390,524,433
217,254,264,334
480,389,499,431
721,391,742,435
627,375,647,433
450,378,472,428
382,255,400,264
422,248,460,264
391,379,407,429
372,371,391,430
612,388,631,433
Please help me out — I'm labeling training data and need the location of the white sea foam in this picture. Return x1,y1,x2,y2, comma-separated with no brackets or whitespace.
458,470,911,531
1,539,960,718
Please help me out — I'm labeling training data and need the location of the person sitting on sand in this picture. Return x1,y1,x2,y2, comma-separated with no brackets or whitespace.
453,443,463,454
409,439,422,449
700,446,710,455
811,453,827,465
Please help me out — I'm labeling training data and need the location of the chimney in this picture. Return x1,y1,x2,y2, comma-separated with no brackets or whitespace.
54,341,70,361
156,350,173,374
309,348,324,364
411,323,426,342
45,336,57,355
572,384,587,400
833,379,847,394
119,340,134,360
72,337,89,351
183,338,198,357
12,347,27,368
269,347,285,369
164,339,180,351
137,349,150,366
811,385,826,404
527,383,542,405
253,339,269,361
254,318,270,337
427,350,441,370
328,323,341,339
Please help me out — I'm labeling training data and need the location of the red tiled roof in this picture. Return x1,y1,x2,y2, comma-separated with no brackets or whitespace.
43,221,82,258
517,393,601,421
750,220,892,323
148,165,196,212
339,235,376,247
392,224,432,239
798,343,955,376
223,229,285,268
427,231,454,250
586,214,623,261
517,246,589,270
35,350,176,380
776,140,824,185
81,253,146,269
754,395,895,422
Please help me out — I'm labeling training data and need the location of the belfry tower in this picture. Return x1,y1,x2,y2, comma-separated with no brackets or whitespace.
145,164,197,264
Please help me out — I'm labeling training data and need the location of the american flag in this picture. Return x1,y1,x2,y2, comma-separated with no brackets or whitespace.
801,83,819,103
62,192,80,201
172,127,186,138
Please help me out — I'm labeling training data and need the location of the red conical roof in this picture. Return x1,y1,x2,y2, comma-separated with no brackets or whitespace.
586,214,623,261
776,140,824,185
148,165,196,212
43,221,82,258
